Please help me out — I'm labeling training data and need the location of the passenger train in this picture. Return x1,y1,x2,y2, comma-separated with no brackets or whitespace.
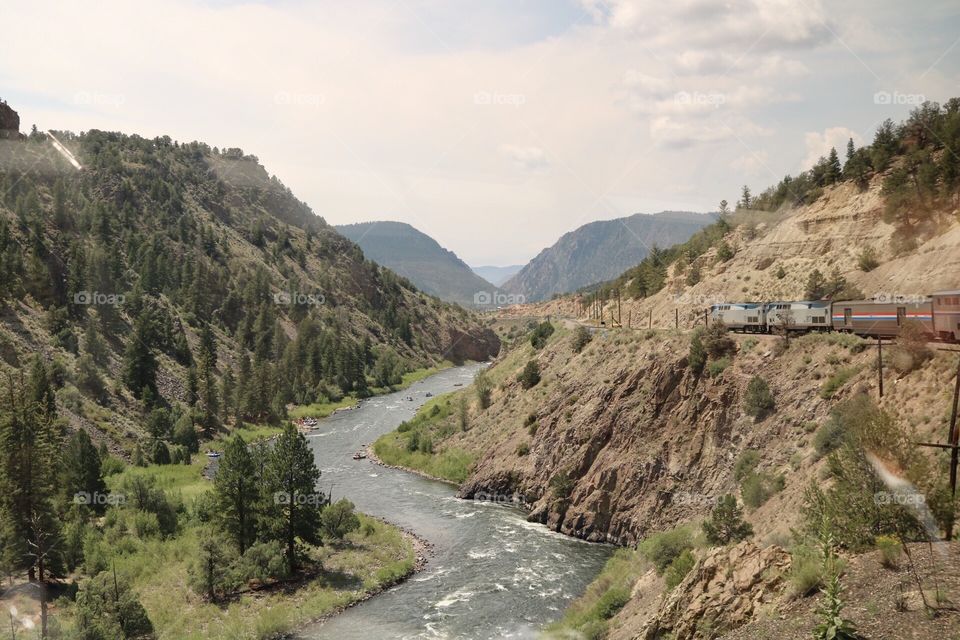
709,290,960,342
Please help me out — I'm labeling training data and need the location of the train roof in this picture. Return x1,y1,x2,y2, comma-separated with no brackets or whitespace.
709,302,763,308
767,300,830,306
932,290,960,296
835,299,930,305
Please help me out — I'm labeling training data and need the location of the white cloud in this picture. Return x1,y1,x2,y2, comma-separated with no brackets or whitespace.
801,127,863,170
731,150,771,176
581,0,833,50
500,145,549,172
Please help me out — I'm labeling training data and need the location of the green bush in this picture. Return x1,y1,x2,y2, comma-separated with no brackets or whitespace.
419,435,433,454
734,450,761,481
75,570,155,638
550,471,574,502
322,498,361,540
518,360,541,389
875,535,902,569
706,357,731,378
230,540,290,587
688,330,707,375
788,544,828,597
857,246,879,272
703,322,736,358
741,471,784,509
593,586,631,619
813,419,846,459
716,241,734,262
516,442,530,456
743,376,775,419
819,367,858,399
572,325,592,353
407,430,420,452
638,526,694,575
664,549,696,589
530,321,555,349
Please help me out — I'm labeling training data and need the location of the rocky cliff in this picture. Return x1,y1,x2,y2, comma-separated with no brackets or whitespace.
0,100,19,138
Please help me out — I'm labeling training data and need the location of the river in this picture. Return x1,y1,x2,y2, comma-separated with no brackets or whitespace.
296,363,612,640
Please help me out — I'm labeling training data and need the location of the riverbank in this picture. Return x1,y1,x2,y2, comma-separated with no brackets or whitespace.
365,442,458,486
46,456,428,639
294,518,436,635
369,390,477,484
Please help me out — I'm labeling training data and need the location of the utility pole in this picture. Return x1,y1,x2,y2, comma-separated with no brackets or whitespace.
617,289,622,328
877,336,884,399
916,350,960,540
627,310,631,329
675,308,679,330
948,353,960,505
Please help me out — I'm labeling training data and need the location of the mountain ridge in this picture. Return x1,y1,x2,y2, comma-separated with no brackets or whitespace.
502,210,715,302
336,220,498,307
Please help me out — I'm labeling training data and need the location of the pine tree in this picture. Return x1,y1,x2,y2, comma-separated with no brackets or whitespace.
83,319,109,366
703,494,753,545
123,315,157,396
0,373,64,584
825,147,842,185
214,435,259,554
60,430,108,514
262,424,323,571
805,269,828,300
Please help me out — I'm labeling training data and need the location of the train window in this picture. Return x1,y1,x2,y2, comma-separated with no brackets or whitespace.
896,307,906,326
844,308,851,324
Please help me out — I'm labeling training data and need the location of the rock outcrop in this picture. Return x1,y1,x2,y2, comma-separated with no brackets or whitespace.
640,542,791,639
0,100,20,139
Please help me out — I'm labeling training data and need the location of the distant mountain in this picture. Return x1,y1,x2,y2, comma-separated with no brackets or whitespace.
336,221,497,306
471,264,523,287
502,211,714,302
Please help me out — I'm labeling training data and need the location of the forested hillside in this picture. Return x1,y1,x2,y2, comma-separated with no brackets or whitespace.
501,211,714,302
335,220,497,306
0,128,499,456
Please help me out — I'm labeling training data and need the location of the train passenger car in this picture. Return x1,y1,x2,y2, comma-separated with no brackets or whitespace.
765,301,831,332
932,290,960,342
830,299,934,337
710,303,765,332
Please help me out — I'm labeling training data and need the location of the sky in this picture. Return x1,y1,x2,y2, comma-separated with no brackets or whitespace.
1,0,958,265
